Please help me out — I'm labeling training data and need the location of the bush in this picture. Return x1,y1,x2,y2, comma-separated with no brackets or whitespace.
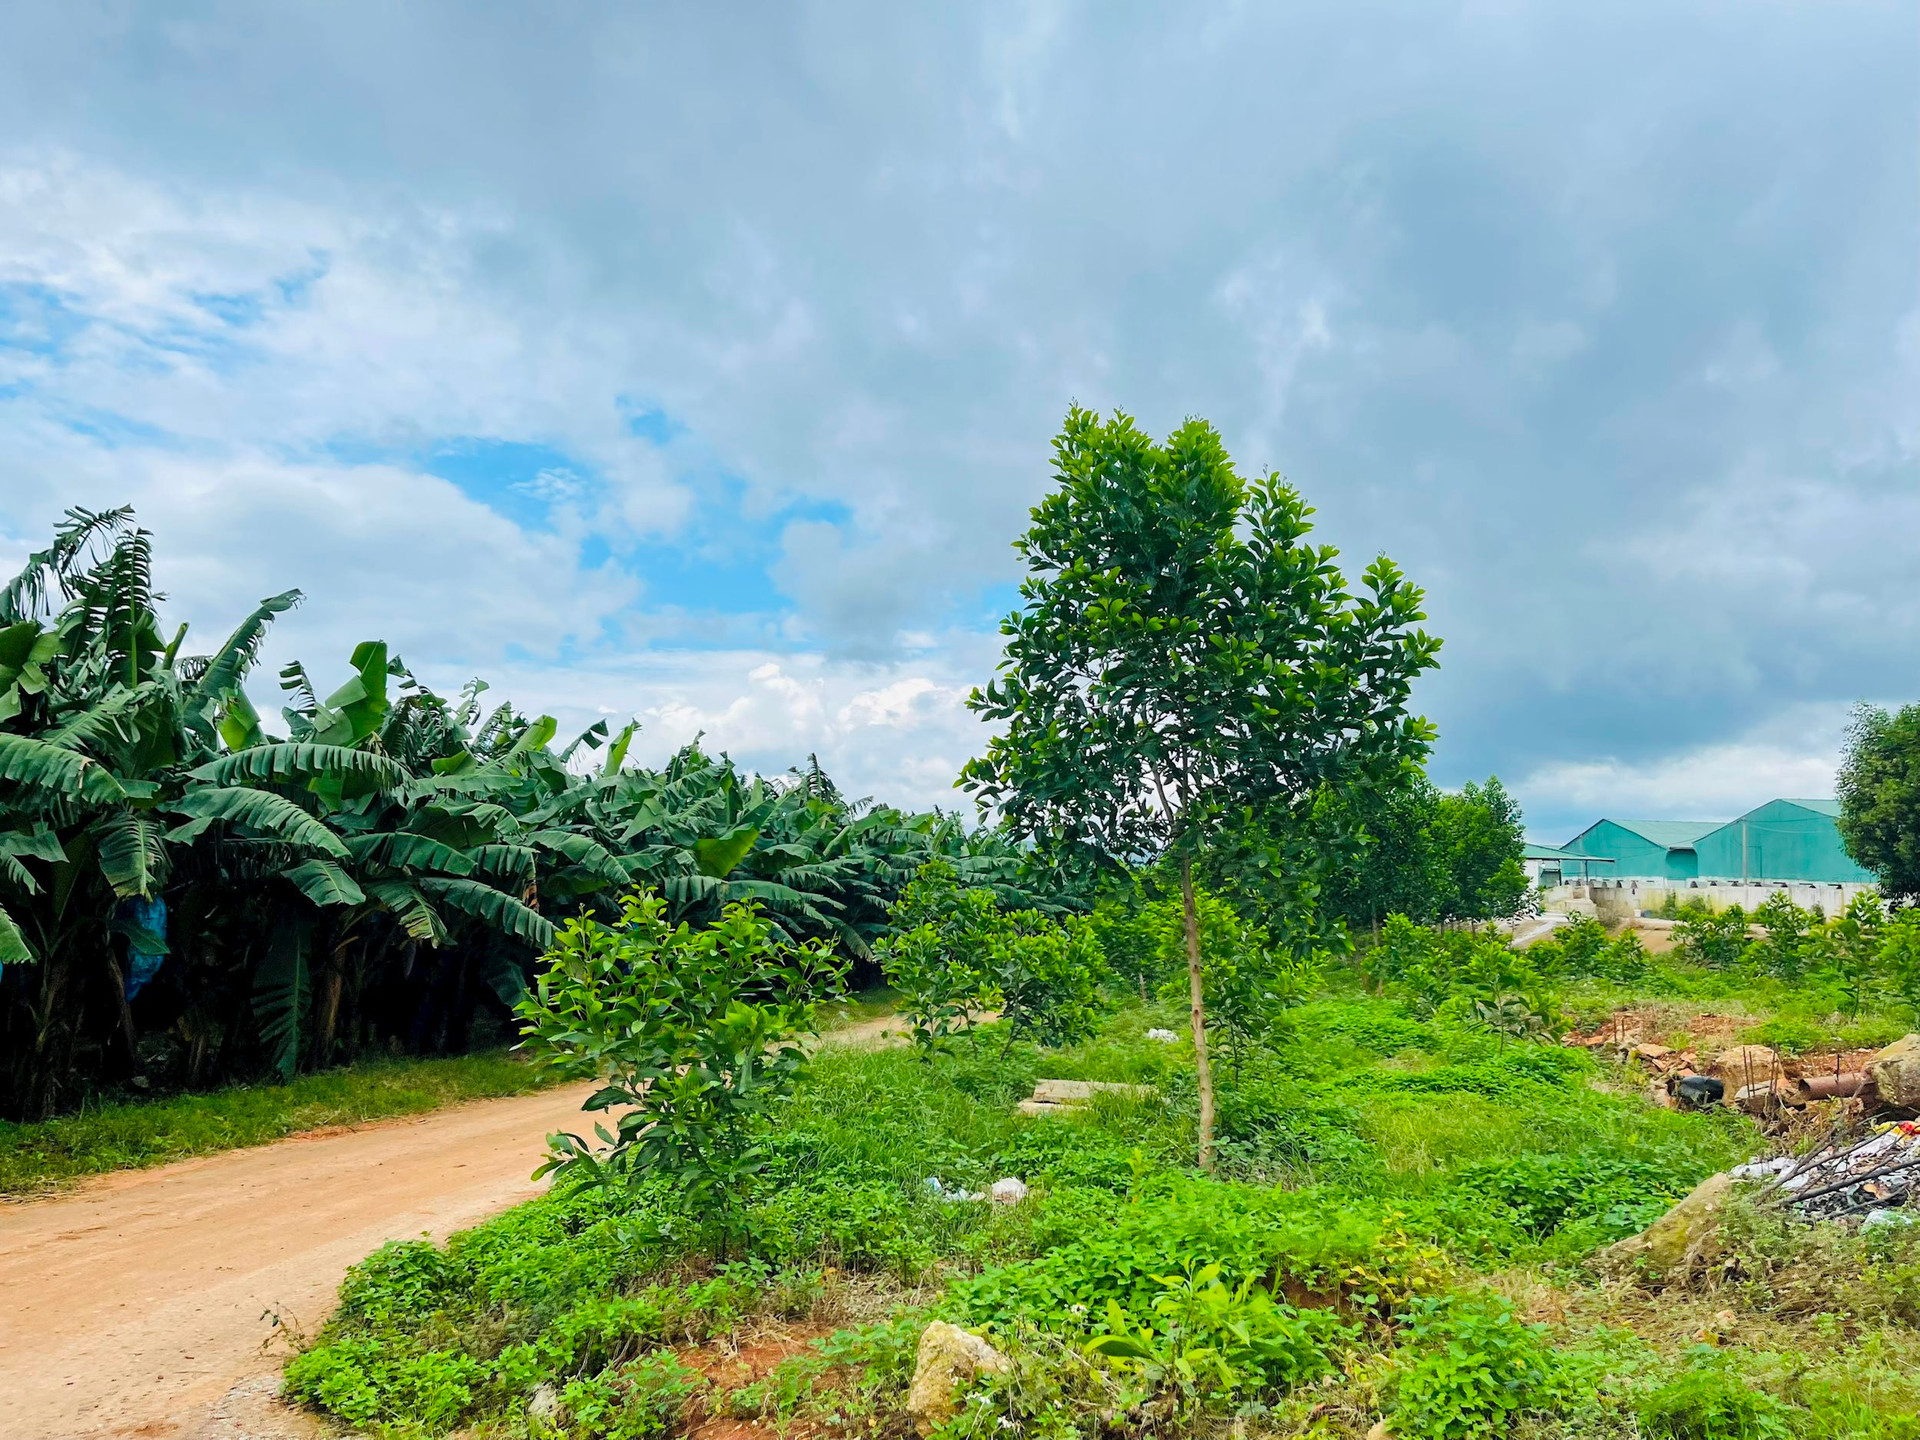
1389,1293,1566,1440
516,891,842,1231
1457,1150,1692,1244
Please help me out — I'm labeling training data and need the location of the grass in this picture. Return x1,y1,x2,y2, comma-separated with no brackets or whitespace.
0,1049,560,1196
278,959,1920,1439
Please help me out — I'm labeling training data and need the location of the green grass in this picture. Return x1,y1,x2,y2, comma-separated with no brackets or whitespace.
279,982,1920,1440
0,1049,560,1196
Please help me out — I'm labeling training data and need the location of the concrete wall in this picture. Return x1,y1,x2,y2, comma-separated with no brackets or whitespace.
1543,878,1876,917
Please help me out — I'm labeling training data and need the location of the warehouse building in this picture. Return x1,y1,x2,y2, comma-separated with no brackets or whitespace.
1549,800,1876,907
1690,799,1876,884
1556,818,1721,882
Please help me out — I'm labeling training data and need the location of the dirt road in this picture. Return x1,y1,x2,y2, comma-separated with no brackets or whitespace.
0,1082,600,1440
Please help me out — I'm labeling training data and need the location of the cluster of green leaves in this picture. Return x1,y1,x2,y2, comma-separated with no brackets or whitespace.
1672,891,1920,1017
1526,912,1652,981
515,892,843,1236
1317,774,1532,930
1362,913,1559,1036
0,508,1054,1120
877,858,1108,1052
1838,701,1920,903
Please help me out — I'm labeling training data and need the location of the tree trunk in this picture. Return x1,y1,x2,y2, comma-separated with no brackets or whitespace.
1180,853,1216,1172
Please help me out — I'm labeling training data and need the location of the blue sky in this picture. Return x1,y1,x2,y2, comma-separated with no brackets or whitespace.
0,1,1914,835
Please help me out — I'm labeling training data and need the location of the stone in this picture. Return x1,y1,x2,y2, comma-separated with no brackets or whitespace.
907,1321,1009,1436
988,1176,1029,1205
1634,1042,1674,1062
1709,1045,1779,1087
1868,1033,1920,1112
1019,1078,1155,1118
1145,1028,1180,1043
1601,1171,1737,1281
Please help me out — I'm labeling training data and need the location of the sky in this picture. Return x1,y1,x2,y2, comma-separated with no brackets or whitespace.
0,2,1914,842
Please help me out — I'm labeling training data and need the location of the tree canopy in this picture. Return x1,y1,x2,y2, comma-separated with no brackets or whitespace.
1838,701,1920,903
963,407,1441,1165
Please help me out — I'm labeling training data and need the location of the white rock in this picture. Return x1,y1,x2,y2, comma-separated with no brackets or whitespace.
907,1322,1009,1436
1145,1028,1180,1043
988,1176,1029,1205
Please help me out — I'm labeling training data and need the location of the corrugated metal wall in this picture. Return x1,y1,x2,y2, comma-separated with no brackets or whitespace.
1691,800,1876,883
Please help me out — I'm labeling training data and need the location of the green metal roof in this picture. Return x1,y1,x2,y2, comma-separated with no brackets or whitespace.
1600,819,1721,849
1523,842,1613,863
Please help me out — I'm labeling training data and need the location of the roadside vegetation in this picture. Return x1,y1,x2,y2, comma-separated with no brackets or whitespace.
0,1047,559,1195
0,510,1047,1122
15,407,1920,1434
283,410,1920,1438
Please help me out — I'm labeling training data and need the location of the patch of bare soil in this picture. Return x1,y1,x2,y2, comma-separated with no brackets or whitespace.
0,1082,600,1440
682,1323,838,1440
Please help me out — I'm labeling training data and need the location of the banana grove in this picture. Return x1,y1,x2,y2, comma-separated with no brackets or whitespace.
0,508,1042,1120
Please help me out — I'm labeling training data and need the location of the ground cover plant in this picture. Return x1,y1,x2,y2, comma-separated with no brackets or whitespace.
287,965,1920,1440
0,1047,557,1194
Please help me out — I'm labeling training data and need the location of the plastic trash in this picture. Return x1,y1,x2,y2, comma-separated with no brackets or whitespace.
988,1177,1029,1205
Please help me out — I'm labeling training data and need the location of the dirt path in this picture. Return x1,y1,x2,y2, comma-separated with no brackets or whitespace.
0,1082,600,1440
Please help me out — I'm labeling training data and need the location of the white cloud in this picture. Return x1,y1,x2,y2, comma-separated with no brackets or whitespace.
0,3,1914,820
1511,704,1858,835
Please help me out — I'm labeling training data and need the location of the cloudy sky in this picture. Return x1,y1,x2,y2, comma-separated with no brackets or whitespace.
0,2,1914,840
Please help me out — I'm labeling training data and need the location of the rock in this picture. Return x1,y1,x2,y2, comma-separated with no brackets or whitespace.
988,1176,1029,1205
1710,1045,1779,1087
1145,1028,1180,1043
1018,1078,1155,1117
1634,1042,1674,1062
907,1321,1009,1436
1601,1171,1737,1281
1868,1034,1920,1112
526,1383,562,1435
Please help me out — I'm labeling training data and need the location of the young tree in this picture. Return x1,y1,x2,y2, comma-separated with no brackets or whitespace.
1432,777,1528,923
516,891,843,1241
962,408,1440,1168
1838,702,1920,903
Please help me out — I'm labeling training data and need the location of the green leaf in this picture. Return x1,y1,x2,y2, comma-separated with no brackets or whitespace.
0,733,127,802
526,829,628,887
252,920,312,1081
693,825,760,878
164,787,349,857
0,900,34,964
0,826,67,864
191,743,408,790
364,880,450,945
418,878,555,949
344,831,476,876
283,858,367,908
217,690,266,753
92,810,166,899
190,589,301,706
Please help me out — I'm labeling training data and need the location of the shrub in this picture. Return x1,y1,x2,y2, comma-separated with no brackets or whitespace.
1389,1293,1566,1440
877,860,1006,1051
1083,1261,1354,1401
515,891,842,1233
992,913,1110,1047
